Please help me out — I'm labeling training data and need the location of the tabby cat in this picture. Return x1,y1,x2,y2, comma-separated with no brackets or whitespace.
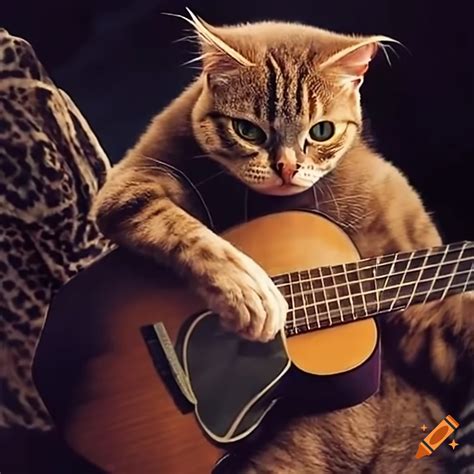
93,10,473,473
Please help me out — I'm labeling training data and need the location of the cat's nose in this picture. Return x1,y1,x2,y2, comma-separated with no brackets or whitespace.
273,147,301,184
275,161,301,180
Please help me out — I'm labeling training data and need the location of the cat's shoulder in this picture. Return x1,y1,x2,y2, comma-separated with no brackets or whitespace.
346,141,408,183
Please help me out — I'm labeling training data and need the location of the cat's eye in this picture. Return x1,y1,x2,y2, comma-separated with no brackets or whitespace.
232,119,266,144
309,121,336,142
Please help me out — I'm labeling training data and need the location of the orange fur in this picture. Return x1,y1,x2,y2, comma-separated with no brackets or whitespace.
93,13,473,471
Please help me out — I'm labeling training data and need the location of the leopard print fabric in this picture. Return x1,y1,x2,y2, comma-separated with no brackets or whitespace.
0,29,112,430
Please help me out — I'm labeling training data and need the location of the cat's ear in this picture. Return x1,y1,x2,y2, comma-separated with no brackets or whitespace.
319,36,395,88
178,8,254,83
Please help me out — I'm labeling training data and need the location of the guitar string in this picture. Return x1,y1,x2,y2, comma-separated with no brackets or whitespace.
319,266,333,326
422,245,449,304
289,271,297,332
284,280,473,332
464,265,473,293
285,268,472,317
330,264,345,323
308,269,321,329
298,270,311,330
388,251,415,312
271,245,472,285
343,260,356,316
283,271,472,330
277,263,472,322
274,255,472,295
276,245,472,328
440,251,465,301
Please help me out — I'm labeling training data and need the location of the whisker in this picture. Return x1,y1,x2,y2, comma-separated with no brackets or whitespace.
342,220,358,233
322,182,342,223
138,154,167,166
318,175,349,189
195,170,227,187
134,165,177,179
182,53,211,66
383,43,401,60
379,43,394,67
317,193,368,204
172,35,200,45
312,184,320,210
137,153,216,228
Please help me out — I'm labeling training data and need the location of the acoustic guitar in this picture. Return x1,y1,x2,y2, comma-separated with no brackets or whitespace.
32,211,473,474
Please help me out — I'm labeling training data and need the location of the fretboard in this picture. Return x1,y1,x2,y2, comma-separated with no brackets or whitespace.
272,241,473,337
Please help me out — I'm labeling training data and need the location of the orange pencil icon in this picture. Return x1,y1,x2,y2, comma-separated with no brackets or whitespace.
415,415,459,459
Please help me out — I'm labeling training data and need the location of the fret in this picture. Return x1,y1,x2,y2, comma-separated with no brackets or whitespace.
306,269,321,329
400,268,471,309
296,272,311,330
312,270,332,323
317,267,333,326
277,241,473,337
330,263,354,320
373,256,382,314
424,245,470,302
459,244,473,293
373,253,397,313
328,265,345,323
413,251,440,303
453,243,472,293
404,249,431,309
464,263,473,293
409,269,471,306
392,250,434,310
341,262,356,319
393,249,425,306
288,272,297,333
462,241,474,293
440,243,467,301
381,250,429,313
380,253,405,312
299,270,316,328
356,260,373,316
290,273,304,311
420,247,449,304
388,252,414,311
356,258,378,315
345,261,366,319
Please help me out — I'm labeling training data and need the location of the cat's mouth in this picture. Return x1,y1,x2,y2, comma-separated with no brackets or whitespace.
250,180,312,197
244,170,319,196
233,165,319,196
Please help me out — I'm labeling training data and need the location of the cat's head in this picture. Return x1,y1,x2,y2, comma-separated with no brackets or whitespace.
183,9,394,196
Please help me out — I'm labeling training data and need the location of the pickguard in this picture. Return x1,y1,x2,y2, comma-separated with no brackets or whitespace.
176,311,291,444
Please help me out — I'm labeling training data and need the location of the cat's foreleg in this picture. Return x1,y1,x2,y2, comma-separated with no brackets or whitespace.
93,156,287,342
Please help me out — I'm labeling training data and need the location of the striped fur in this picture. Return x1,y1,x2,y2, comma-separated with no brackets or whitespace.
93,14,473,472
454,383,474,473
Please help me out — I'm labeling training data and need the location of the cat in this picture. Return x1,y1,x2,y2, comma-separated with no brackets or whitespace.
92,10,473,473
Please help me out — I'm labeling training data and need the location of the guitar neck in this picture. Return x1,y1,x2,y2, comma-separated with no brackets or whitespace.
273,241,474,337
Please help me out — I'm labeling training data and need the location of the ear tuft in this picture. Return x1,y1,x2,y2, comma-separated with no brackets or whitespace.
319,36,398,87
165,8,254,81
184,8,254,68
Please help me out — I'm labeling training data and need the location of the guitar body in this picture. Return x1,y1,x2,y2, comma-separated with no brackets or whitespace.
33,211,380,474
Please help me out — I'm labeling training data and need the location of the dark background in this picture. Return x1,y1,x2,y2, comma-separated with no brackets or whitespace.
2,0,473,241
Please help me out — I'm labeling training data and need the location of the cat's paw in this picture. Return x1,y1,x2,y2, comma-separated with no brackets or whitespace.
194,240,288,342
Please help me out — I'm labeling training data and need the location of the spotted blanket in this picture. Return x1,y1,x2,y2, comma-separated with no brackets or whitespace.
0,28,112,430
